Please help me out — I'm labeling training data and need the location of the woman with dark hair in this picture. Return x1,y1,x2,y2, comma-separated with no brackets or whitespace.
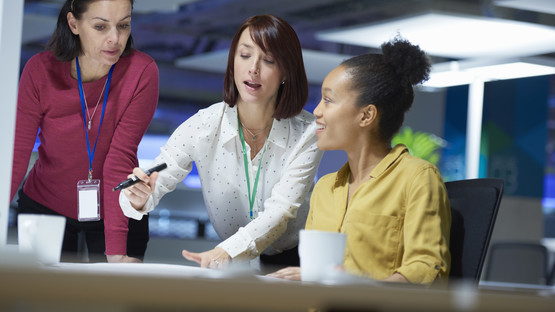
269,37,451,284
11,0,159,263
120,14,322,272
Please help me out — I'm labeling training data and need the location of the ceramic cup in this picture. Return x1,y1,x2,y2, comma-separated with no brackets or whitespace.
298,229,346,282
18,214,66,265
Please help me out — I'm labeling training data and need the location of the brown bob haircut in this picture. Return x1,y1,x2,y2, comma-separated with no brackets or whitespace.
223,15,308,120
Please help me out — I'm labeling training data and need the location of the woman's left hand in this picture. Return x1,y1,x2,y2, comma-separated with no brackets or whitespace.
182,247,231,269
382,272,409,283
266,266,301,281
106,254,142,263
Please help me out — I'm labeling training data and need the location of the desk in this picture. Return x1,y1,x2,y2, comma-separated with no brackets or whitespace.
1,262,555,312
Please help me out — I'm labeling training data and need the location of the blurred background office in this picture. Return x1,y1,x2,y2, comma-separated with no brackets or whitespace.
4,0,555,283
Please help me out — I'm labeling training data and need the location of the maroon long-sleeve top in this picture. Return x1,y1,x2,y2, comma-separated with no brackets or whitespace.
11,50,159,255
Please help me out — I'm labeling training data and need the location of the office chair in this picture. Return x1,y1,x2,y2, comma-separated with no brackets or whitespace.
484,241,550,285
446,178,504,283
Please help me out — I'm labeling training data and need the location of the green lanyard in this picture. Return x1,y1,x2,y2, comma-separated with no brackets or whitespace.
238,114,270,219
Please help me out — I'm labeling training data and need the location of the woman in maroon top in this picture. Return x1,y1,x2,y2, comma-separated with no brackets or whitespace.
11,0,158,262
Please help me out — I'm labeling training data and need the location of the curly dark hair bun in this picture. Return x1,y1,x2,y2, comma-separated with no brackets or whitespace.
339,35,432,142
381,35,431,86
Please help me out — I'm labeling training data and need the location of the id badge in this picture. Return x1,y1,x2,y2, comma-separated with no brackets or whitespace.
77,179,101,221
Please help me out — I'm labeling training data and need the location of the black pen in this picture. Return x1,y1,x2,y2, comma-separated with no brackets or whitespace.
112,163,167,191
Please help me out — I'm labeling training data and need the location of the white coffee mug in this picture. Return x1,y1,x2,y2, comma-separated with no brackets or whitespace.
18,214,66,265
298,229,346,282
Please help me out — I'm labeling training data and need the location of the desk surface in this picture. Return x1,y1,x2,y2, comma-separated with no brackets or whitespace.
1,262,555,312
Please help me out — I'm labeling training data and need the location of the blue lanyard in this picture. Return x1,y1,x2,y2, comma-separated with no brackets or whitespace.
238,114,269,219
76,57,115,181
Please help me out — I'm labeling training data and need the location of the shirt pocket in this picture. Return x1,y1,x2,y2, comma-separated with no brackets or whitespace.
343,209,402,277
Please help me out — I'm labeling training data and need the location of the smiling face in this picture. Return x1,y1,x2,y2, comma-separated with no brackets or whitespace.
68,0,132,69
233,28,284,107
313,65,365,151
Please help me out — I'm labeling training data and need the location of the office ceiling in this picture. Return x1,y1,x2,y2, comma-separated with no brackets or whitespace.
20,0,555,108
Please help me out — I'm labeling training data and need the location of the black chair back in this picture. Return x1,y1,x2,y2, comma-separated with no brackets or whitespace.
484,241,550,285
446,178,504,283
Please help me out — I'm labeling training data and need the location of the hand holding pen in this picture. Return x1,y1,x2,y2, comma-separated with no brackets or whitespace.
113,163,167,191
116,163,167,210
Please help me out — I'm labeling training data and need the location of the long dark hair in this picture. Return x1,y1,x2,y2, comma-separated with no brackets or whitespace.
47,0,135,62
223,15,308,120
341,36,431,142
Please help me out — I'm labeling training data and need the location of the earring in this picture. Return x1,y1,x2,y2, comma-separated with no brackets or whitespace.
281,81,285,85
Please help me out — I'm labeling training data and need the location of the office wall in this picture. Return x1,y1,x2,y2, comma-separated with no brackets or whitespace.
483,76,550,197
406,89,448,138
480,76,550,241
440,75,552,243
546,77,555,237
491,196,544,242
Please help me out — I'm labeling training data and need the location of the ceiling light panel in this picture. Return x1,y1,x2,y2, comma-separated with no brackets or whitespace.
316,12,555,59
422,57,555,88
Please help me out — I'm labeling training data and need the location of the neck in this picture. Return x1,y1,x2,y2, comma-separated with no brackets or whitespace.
347,139,391,185
236,100,274,130
71,57,112,82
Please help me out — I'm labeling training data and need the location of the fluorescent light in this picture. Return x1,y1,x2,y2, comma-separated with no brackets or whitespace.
316,12,555,59
175,49,351,84
422,57,555,88
423,70,475,88
466,61,555,80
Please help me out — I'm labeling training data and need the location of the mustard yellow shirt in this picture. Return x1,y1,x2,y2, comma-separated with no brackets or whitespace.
306,144,451,284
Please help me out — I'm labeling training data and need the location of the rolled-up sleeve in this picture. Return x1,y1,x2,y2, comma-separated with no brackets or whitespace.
395,167,451,284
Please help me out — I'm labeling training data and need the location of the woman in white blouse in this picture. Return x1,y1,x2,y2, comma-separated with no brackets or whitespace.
119,15,323,271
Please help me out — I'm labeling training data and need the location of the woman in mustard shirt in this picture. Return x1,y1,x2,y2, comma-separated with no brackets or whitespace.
269,36,451,284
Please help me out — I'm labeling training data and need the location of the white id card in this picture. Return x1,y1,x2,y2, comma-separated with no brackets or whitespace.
77,179,101,221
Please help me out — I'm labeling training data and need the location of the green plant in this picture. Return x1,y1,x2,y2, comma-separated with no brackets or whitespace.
392,127,447,165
